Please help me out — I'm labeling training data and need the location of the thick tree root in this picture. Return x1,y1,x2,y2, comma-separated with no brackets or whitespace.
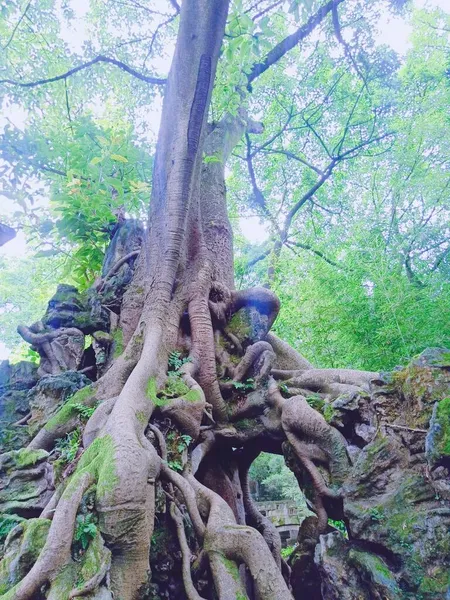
185,474,293,600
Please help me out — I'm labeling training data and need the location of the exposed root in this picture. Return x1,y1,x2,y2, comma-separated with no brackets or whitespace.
1,471,94,600
232,340,275,384
239,449,282,569
266,333,313,370
94,250,140,292
161,463,205,540
169,502,207,600
185,473,292,599
68,550,111,598
83,396,117,448
277,368,377,394
188,291,228,423
148,423,168,462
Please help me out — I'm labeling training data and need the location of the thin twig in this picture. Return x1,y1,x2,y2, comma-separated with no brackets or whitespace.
384,423,427,434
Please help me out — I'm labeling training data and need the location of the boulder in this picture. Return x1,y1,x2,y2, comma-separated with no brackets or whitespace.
0,448,54,517
27,370,91,431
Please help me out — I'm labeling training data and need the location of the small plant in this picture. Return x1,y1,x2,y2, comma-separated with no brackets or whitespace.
306,394,325,411
231,378,255,392
281,545,296,559
55,429,81,464
168,459,183,472
279,382,289,395
74,513,97,550
72,402,97,422
369,508,384,522
177,434,192,452
0,515,23,545
168,351,192,372
328,519,349,538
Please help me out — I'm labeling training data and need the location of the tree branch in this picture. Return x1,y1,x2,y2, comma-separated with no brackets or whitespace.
245,133,270,216
168,0,180,13
286,240,344,269
331,0,369,90
3,0,31,50
264,148,324,175
282,159,337,236
247,0,346,85
0,55,167,88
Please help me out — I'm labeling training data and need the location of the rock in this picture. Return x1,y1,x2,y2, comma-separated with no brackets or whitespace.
0,448,54,516
37,327,85,378
42,284,109,334
315,532,401,600
0,361,38,453
27,371,91,431
426,396,450,469
0,518,50,594
98,219,144,312
0,361,38,393
101,219,143,277
338,349,450,599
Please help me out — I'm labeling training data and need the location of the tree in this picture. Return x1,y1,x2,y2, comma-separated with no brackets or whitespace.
0,2,447,600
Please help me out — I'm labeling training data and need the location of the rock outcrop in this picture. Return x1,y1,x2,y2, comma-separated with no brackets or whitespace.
290,348,450,600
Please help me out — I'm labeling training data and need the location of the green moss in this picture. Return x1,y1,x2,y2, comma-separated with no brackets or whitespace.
348,549,400,597
67,435,118,500
113,328,123,358
418,568,449,594
0,515,23,544
436,397,450,455
147,374,201,408
323,403,335,423
227,311,252,340
45,385,95,430
79,530,105,581
164,374,190,398
0,518,51,596
221,556,240,582
146,377,167,407
10,448,48,469
136,410,148,426
234,418,253,431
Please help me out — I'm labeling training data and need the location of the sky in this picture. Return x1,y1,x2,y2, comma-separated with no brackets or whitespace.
0,0,449,358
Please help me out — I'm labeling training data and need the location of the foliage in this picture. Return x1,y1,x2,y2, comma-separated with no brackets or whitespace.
74,513,98,551
249,452,303,503
0,255,63,353
0,515,23,545
1,1,449,371
55,428,81,465
72,402,98,422
281,545,296,560
167,351,192,372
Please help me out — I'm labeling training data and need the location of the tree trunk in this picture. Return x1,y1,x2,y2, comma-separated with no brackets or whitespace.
3,2,393,600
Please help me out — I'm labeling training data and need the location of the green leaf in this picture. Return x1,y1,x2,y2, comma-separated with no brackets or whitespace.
110,154,128,163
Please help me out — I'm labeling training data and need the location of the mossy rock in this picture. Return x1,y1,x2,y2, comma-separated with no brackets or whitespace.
0,518,50,595
426,397,450,468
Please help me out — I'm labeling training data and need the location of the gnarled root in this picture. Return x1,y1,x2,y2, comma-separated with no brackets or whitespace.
169,502,207,600
1,471,94,600
68,550,111,598
185,473,292,600
273,367,377,396
238,449,283,570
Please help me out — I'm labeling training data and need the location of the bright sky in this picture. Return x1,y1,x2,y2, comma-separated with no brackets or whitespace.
0,0,449,358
